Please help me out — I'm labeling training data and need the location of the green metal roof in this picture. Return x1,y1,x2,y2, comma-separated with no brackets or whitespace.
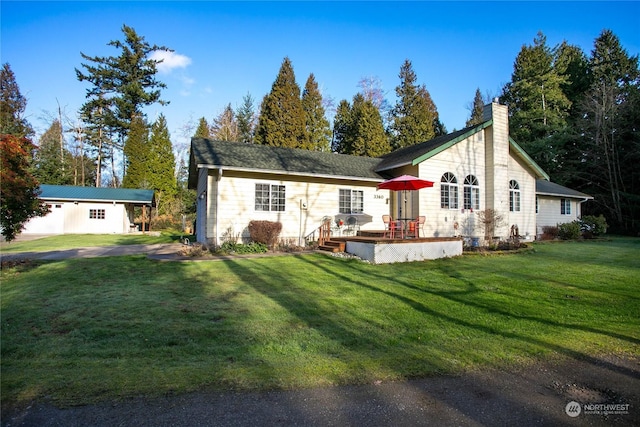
189,139,383,188
39,185,155,204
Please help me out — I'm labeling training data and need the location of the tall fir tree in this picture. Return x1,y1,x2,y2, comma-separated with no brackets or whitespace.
212,104,238,141
194,117,211,139
301,73,331,151
33,120,74,185
332,95,390,157
0,63,34,138
500,32,571,145
465,88,485,127
331,100,352,154
236,93,256,143
148,114,177,214
389,60,440,149
122,115,150,188
255,57,308,148
76,25,170,185
350,94,391,157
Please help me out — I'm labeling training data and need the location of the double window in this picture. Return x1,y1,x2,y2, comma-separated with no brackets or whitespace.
255,184,286,212
89,209,105,219
440,172,458,209
463,175,480,210
339,189,363,214
561,198,571,215
509,180,521,212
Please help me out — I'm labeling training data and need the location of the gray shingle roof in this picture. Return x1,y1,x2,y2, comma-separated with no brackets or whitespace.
189,139,383,187
39,185,155,204
536,180,593,199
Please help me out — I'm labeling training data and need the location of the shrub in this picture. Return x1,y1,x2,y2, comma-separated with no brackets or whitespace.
541,226,559,240
180,243,210,257
218,241,268,255
248,220,282,247
558,221,582,240
580,214,608,237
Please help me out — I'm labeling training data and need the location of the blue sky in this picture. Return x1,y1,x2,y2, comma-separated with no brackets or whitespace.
2,1,639,152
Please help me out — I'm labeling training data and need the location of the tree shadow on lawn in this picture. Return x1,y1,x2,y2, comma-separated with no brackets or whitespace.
225,254,639,426
292,255,640,381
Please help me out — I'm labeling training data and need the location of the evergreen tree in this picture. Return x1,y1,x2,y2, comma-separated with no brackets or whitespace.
122,115,150,188
554,41,590,119
332,95,390,157
33,120,74,185
76,25,170,184
148,114,177,213
500,32,573,178
331,99,352,154
255,57,308,148
0,63,34,138
212,104,239,141
350,94,391,157
500,32,571,145
236,93,256,143
194,117,211,139
389,60,440,149
301,73,331,151
465,88,485,127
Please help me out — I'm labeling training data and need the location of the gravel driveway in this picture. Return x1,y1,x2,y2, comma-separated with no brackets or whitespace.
3,354,638,427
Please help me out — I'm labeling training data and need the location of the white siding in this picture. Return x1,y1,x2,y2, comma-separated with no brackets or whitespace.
536,196,583,236
507,155,537,239
417,131,486,238
23,201,129,234
412,102,538,240
203,170,388,246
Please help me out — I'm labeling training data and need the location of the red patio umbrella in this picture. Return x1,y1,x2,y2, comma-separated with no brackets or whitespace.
377,175,434,191
377,175,434,220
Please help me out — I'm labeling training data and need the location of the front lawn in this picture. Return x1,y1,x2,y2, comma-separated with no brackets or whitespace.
1,237,638,407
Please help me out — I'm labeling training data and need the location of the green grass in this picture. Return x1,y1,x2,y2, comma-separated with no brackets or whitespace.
1,237,639,407
0,231,186,253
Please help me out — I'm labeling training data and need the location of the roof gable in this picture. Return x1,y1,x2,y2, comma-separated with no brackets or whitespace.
190,138,383,185
509,138,549,180
39,185,154,204
375,121,492,172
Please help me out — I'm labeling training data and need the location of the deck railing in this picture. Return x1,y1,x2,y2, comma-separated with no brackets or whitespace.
318,219,332,246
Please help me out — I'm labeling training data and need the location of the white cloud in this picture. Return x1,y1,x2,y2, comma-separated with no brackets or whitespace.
150,50,192,73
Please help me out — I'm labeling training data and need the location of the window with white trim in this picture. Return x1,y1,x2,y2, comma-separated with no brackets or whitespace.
463,175,480,210
339,189,363,214
509,180,520,212
255,184,286,212
440,172,458,209
89,209,105,219
561,198,571,215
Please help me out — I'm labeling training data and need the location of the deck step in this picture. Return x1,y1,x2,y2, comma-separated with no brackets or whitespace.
318,240,346,253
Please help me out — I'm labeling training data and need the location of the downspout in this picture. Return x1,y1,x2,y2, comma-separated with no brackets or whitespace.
215,167,223,247
577,197,590,218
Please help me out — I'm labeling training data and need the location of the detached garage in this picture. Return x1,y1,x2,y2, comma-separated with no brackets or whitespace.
22,185,155,235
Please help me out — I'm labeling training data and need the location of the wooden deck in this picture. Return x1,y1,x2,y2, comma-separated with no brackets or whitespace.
329,231,463,264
